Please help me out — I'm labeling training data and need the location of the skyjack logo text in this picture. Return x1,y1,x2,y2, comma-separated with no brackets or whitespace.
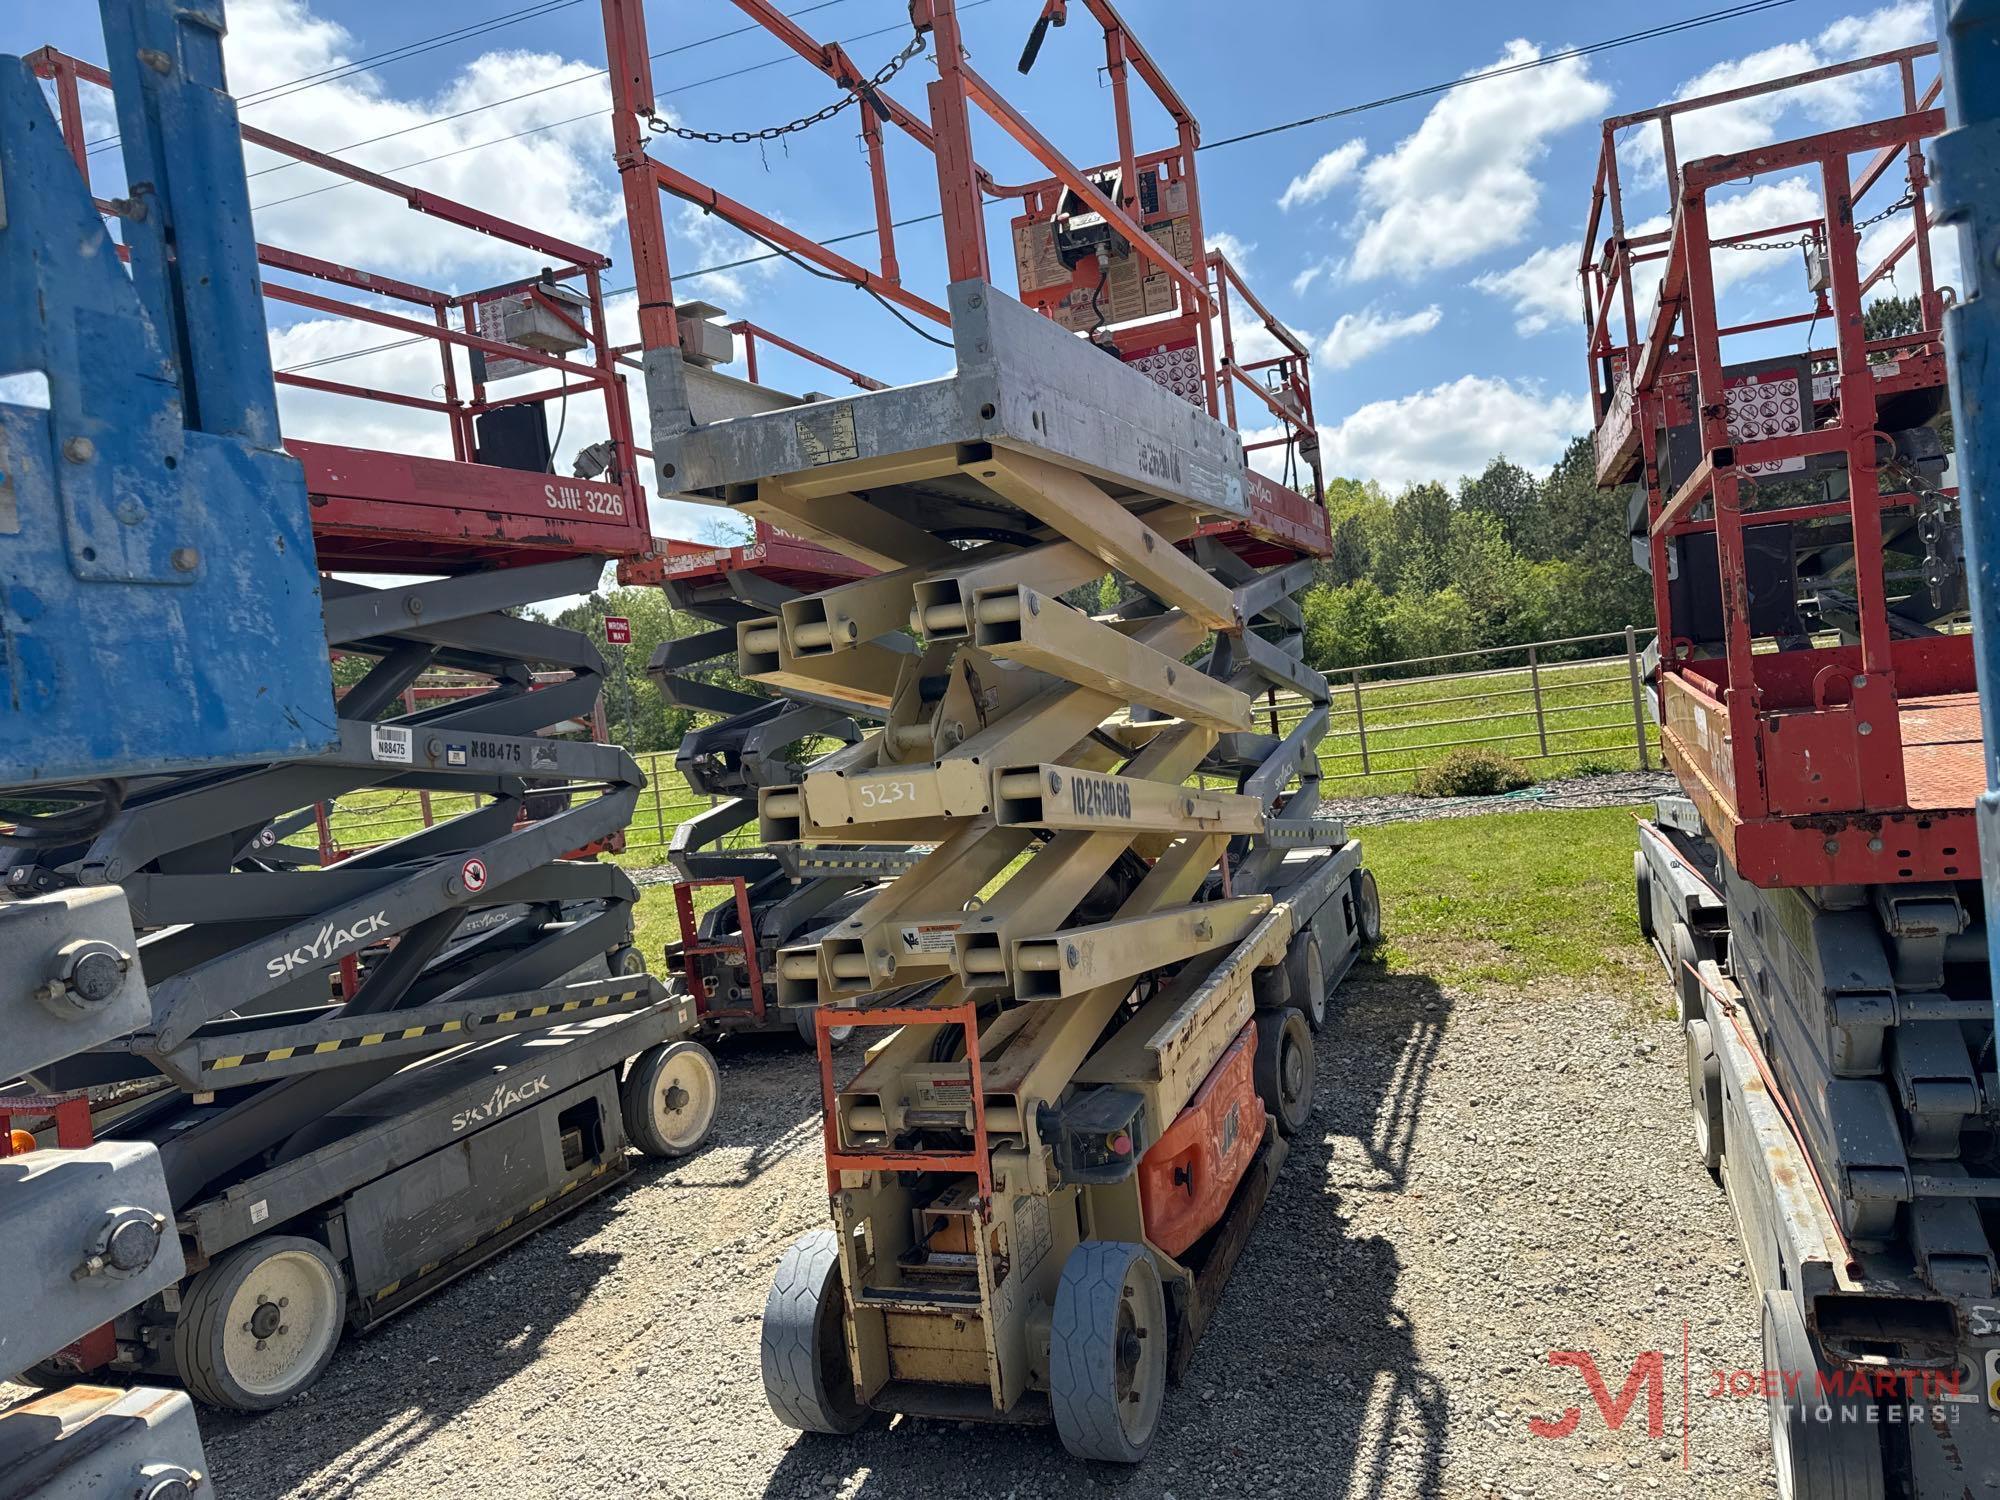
264,911,391,979
452,1075,550,1132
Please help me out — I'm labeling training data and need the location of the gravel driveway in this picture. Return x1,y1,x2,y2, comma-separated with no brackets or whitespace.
194,936,1773,1499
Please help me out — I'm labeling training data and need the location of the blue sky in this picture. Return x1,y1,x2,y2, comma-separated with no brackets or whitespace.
8,0,1940,543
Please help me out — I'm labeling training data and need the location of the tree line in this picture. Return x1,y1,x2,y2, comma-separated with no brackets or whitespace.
1301,434,1648,676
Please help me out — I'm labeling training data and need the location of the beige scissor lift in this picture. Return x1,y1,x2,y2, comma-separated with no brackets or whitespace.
639,276,1379,1460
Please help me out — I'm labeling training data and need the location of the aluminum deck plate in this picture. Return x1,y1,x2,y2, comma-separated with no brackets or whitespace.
651,279,1254,530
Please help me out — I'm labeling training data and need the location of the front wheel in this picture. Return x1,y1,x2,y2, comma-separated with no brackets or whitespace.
621,1039,720,1158
173,1235,347,1411
1353,867,1383,946
1048,1241,1167,1463
762,1229,868,1435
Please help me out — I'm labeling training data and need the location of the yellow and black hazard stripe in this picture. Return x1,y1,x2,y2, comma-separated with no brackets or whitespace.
798,852,918,873
370,1160,616,1302
207,990,649,1071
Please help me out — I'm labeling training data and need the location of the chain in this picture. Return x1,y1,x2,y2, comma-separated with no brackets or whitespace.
1719,191,1918,252
647,30,926,145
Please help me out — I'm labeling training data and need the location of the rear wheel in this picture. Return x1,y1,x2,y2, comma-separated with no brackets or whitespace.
1353,867,1383,946
606,943,647,999
1283,930,1327,1031
1672,922,1704,1023
1634,850,1655,942
1048,1241,1167,1463
173,1235,346,1411
1760,1290,1884,1500
794,1006,853,1048
762,1229,868,1435
621,1039,720,1158
1684,1017,1723,1178
1253,1006,1315,1138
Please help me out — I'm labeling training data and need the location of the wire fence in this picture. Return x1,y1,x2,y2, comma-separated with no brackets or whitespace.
320,628,1662,859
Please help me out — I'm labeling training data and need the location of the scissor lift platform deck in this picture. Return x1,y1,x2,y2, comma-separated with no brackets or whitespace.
656,280,1259,530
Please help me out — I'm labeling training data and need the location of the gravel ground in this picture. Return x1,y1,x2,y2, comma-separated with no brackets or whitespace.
188,946,1773,1499
1321,771,1680,829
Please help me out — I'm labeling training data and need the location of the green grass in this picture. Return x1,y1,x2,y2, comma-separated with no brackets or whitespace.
1361,803,1656,995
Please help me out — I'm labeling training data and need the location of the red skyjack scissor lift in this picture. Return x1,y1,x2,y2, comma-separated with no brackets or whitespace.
1592,43,2000,1498
597,0,1373,1463
31,46,651,572
1584,40,1972,888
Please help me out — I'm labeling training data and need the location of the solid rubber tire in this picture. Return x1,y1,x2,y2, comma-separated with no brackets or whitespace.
173,1235,346,1412
1634,849,1655,943
1353,867,1383,945
793,1006,853,1048
1684,1017,1724,1178
761,1228,868,1435
1672,921,1705,1024
1283,929,1327,1031
1048,1240,1167,1463
1760,1290,1885,1500
621,1039,720,1158
1253,1006,1316,1138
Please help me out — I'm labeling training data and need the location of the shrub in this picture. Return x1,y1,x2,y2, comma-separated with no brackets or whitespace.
1566,754,1626,778
1411,748,1535,799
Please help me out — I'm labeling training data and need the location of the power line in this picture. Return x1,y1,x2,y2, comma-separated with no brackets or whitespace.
274,0,1792,372
86,0,588,154
244,0,865,183
86,0,862,159
1201,0,1803,152
250,7,967,212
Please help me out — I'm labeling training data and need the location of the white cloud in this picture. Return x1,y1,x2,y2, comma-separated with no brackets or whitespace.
1490,177,1831,342
1320,305,1442,369
0,373,51,409
669,207,780,309
1207,229,1257,268
1221,315,1314,368
1820,0,1931,54
1859,207,1964,302
1474,245,1579,336
1316,376,1589,490
223,0,620,284
1624,3,1931,185
1346,42,1609,281
1290,260,1331,296
1277,139,1366,212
